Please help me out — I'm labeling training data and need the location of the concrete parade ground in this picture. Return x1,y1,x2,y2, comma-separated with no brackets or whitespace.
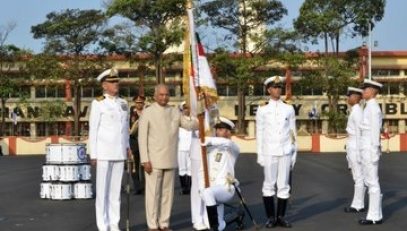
0,153,406,231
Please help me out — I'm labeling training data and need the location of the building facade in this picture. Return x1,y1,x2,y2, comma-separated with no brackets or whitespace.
2,47,407,138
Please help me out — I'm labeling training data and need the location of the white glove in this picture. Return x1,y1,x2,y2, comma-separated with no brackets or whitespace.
257,154,264,167
200,140,209,147
291,152,297,170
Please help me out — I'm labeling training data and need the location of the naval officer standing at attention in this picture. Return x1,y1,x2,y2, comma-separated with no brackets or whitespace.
344,87,366,213
138,84,198,231
256,76,297,228
358,79,384,225
88,68,132,231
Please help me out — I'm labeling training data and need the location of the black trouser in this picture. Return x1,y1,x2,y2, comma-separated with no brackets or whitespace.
130,138,144,192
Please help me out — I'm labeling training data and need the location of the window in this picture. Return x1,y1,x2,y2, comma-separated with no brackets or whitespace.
372,69,400,76
10,86,31,98
251,84,265,96
82,87,93,98
382,83,400,95
217,85,227,96
36,122,68,136
36,87,46,98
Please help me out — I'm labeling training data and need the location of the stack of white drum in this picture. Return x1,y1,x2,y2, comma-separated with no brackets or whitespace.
40,143,93,200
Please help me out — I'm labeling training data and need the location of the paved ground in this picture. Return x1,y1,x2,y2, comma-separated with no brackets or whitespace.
0,153,406,231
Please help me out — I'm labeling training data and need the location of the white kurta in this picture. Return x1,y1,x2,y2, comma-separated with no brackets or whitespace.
360,98,383,221
346,103,365,210
201,137,240,231
88,94,130,231
256,99,297,199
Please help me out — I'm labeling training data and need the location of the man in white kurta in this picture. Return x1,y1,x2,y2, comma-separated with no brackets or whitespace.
201,117,240,231
138,85,198,231
256,76,297,228
344,87,366,213
88,68,131,231
358,79,383,225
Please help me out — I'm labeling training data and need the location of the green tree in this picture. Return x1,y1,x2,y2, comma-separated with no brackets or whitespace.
31,9,108,137
201,0,287,134
294,0,385,54
0,22,31,136
293,0,385,133
107,0,186,84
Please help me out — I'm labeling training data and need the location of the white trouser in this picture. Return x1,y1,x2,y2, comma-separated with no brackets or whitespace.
178,150,191,176
361,148,382,221
191,158,209,229
262,155,291,199
202,185,235,231
346,147,366,210
96,160,124,231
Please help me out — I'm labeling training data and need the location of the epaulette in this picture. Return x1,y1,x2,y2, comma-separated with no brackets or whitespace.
96,95,105,101
283,99,293,105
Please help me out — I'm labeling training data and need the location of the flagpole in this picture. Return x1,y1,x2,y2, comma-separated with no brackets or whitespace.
186,0,210,188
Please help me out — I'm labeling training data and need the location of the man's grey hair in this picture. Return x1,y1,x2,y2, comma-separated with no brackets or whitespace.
154,84,169,96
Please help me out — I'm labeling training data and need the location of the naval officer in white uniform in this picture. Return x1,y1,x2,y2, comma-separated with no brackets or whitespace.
344,87,366,213
177,101,192,195
88,68,131,231
201,117,240,231
359,79,383,225
256,76,297,228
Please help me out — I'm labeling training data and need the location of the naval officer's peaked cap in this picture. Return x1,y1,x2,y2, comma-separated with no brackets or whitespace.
346,87,363,96
96,68,119,82
361,79,383,91
214,117,235,130
264,76,285,88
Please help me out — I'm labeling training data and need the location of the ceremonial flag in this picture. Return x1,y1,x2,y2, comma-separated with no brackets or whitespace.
184,7,219,132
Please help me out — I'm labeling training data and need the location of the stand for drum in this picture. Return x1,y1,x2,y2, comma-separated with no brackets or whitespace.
40,143,93,200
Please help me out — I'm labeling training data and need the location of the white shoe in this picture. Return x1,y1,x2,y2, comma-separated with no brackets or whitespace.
193,223,209,230
110,225,121,231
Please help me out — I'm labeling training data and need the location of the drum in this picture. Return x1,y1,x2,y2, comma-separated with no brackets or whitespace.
61,143,87,164
40,181,52,199
42,164,60,181
46,144,63,164
51,182,72,200
59,165,79,182
78,164,91,181
73,181,93,199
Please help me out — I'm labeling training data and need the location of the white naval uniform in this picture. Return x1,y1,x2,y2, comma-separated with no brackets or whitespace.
190,132,209,230
360,98,383,221
346,103,366,210
178,127,192,176
88,94,130,231
256,99,297,199
201,137,240,231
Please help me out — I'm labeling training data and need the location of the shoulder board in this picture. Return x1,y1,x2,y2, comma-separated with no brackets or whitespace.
283,99,293,105
262,101,268,106
96,95,105,101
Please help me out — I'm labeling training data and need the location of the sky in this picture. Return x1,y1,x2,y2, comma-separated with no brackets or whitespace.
0,0,405,53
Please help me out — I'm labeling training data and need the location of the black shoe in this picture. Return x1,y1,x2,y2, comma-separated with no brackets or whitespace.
265,217,276,228
276,216,292,228
133,189,144,195
263,196,275,228
206,205,219,231
344,207,366,213
359,219,383,225
276,198,292,228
